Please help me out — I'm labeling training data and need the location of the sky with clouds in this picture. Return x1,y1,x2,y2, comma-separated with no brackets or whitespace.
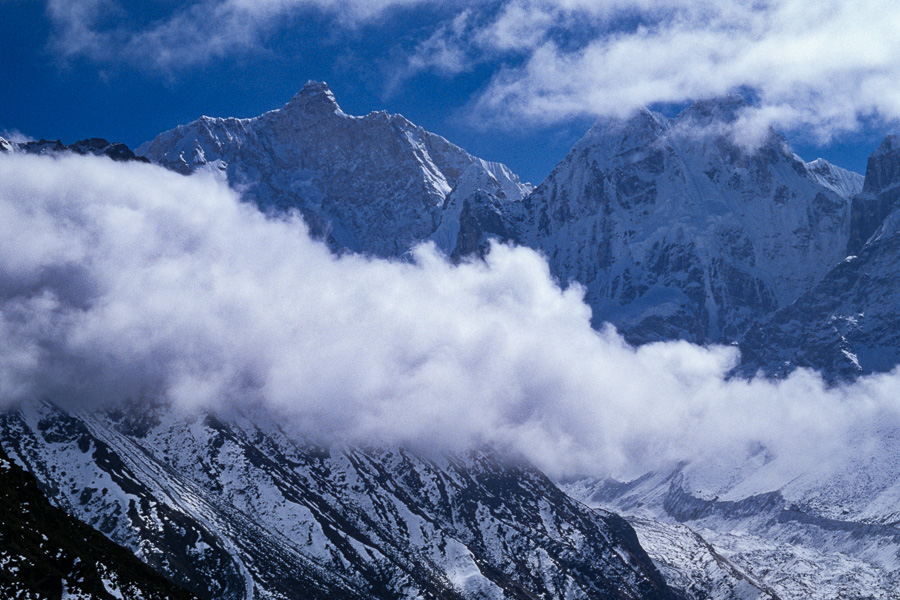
2,0,898,181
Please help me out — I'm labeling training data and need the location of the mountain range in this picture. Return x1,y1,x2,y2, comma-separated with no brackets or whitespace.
3,81,900,599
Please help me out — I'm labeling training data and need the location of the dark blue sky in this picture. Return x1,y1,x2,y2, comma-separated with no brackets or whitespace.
0,1,891,184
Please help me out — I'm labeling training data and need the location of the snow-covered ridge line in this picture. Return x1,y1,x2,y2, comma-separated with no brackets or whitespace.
138,80,531,259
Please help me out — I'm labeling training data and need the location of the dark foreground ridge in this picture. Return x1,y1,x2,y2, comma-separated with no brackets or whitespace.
0,444,198,600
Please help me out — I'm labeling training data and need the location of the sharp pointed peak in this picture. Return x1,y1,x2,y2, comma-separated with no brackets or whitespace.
284,80,343,115
874,134,900,157
299,79,334,96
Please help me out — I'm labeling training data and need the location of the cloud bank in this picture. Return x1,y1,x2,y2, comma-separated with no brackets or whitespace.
2,152,900,480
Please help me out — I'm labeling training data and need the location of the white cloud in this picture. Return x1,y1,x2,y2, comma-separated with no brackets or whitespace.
45,0,430,71
42,0,900,142
3,152,900,482
468,0,900,139
0,130,34,144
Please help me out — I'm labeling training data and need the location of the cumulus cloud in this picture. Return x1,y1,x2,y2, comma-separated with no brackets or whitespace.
2,152,900,481
385,0,900,142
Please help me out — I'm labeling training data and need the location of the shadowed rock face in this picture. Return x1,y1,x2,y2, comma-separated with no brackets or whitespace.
739,135,900,380
1,402,684,600
847,135,900,255
0,444,199,600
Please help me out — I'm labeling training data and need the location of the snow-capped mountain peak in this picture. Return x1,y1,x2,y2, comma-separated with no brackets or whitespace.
282,80,344,116
509,95,854,343
139,82,530,257
805,157,865,199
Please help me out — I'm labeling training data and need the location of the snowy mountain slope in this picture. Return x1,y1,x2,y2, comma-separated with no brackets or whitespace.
805,158,864,200
0,444,199,600
138,81,530,258
136,89,869,353
741,136,900,378
0,401,682,600
505,97,855,344
625,518,780,600
564,427,900,600
539,126,900,599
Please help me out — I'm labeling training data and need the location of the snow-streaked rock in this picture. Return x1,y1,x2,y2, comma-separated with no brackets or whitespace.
741,136,900,378
804,158,864,201
506,98,854,344
626,518,780,600
1,401,681,600
138,81,531,258
0,444,198,600
564,427,900,600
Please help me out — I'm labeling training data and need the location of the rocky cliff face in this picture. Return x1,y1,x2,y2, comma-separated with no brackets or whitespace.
138,81,530,258
847,135,900,255
506,97,858,344
740,136,900,379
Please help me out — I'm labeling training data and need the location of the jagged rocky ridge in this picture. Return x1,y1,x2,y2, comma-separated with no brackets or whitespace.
0,402,682,600
741,135,900,378
138,81,530,258
138,88,868,349
503,97,862,343
0,135,150,163
0,444,198,600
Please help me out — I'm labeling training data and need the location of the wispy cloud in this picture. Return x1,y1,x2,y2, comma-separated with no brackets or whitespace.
41,0,900,141
3,152,900,481
45,0,430,72
0,130,34,144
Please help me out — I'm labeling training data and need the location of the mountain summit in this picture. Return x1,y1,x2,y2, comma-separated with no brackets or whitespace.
138,82,530,257
283,80,343,115
504,99,861,343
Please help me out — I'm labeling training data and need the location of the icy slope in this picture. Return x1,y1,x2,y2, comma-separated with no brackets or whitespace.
138,81,530,257
1,401,681,600
564,425,900,600
507,97,854,344
805,158,864,200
